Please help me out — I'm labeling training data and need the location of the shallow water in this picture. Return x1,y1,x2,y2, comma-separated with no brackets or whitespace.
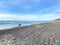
0,21,49,29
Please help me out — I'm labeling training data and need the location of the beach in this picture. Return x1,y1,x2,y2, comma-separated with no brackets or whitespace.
0,20,60,45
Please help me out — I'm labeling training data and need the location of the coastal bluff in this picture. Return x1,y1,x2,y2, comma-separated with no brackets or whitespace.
0,20,60,45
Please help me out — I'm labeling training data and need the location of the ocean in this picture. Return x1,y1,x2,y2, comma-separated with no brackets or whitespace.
0,21,49,29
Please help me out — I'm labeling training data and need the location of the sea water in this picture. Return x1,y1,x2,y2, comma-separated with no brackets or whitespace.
0,21,49,29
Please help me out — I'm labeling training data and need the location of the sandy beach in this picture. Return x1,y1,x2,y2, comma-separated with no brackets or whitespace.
0,20,60,45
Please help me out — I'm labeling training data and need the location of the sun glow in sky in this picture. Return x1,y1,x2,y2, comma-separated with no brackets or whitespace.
0,0,60,21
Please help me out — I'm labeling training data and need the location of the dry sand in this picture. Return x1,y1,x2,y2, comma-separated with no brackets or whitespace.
0,20,60,45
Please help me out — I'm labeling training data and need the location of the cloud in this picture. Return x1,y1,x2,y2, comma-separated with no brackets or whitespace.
0,13,60,21
0,0,60,14
38,4,60,13
11,0,42,10
0,14,38,21
0,0,58,10
0,1,7,8
0,0,60,21
9,0,59,10
0,0,41,10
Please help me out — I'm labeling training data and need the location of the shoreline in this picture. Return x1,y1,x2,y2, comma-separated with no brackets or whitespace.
0,23,40,30
0,23,35,30
0,21,51,30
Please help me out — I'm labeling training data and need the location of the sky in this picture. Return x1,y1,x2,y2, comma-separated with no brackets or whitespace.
0,0,60,21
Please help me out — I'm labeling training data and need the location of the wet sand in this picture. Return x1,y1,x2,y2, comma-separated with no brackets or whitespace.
0,21,60,45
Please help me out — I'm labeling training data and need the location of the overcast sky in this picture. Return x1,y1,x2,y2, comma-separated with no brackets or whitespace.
0,0,60,21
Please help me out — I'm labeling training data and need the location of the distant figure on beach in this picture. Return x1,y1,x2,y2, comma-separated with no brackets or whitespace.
18,24,21,26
